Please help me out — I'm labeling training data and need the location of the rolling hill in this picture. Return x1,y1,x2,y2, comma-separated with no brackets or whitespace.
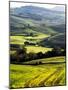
10,4,66,89
10,15,57,35
39,33,65,48
10,14,65,35
10,5,65,48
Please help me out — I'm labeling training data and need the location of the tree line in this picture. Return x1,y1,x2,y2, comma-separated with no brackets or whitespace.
10,46,66,64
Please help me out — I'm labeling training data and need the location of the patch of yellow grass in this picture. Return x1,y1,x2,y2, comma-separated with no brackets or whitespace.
26,46,52,53
10,36,26,44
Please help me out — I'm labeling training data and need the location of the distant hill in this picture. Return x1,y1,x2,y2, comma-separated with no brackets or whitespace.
10,5,65,25
10,5,65,15
51,6,65,12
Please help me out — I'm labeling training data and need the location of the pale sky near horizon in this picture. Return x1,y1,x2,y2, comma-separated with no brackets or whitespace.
10,2,65,9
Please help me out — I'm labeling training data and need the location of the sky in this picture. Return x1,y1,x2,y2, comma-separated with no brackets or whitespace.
10,2,65,9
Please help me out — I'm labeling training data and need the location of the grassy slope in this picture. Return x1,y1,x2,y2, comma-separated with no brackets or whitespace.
40,33,65,48
48,33,65,42
10,56,66,88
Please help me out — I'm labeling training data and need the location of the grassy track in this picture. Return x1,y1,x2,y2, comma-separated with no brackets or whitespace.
10,56,66,89
23,56,65,64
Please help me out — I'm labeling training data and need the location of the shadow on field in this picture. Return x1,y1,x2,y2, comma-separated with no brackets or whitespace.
12,61,66,66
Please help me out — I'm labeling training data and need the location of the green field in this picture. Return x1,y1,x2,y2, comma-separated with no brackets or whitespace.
10,56,66,89
10,33,49,45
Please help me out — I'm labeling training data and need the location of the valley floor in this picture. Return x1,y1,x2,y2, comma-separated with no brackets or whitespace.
10,56,66,89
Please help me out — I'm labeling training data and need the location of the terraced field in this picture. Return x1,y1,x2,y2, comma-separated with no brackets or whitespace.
10,56,66,89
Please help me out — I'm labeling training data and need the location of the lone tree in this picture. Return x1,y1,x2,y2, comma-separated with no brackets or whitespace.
37,52,43,59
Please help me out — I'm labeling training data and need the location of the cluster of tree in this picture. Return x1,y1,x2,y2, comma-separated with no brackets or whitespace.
24,41,36,46
10,47,66,64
